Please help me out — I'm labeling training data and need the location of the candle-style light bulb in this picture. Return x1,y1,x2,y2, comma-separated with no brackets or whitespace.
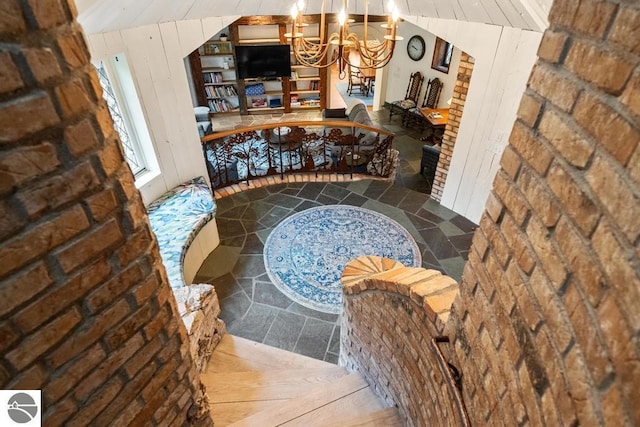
291,4,298,19
338,8,346,26
297,0,305,11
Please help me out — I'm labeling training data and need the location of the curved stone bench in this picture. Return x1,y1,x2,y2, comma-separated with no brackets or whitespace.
147,176,225,371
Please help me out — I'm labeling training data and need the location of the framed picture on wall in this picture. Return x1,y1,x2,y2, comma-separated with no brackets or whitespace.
431,37,454,74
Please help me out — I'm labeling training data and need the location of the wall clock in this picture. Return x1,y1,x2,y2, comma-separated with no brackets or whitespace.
407,35,426,61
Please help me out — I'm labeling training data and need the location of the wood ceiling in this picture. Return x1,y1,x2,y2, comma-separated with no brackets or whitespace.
76,0,551,35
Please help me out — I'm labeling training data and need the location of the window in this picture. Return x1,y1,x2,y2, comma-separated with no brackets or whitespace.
431,37,454,74
94,54,157,180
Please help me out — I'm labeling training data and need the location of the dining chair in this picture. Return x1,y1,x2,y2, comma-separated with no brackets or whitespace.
389,71,424,121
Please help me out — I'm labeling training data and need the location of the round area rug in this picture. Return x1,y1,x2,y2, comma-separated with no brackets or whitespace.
264,205,421,314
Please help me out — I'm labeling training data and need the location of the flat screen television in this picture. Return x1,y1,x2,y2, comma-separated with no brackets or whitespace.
235,45,291,79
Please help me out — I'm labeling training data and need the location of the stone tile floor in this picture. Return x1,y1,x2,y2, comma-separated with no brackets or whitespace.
194,181,477,363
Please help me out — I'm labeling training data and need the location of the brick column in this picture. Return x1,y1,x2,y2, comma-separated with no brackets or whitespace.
430,52,474,201
0,1,210,425
446,1,640,426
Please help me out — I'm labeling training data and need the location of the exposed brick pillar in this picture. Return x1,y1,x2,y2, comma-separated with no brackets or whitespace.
0,1,210,425
430,52,473,201
446,1,640,426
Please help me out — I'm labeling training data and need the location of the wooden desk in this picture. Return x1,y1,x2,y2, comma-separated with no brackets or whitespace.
419,108,449,128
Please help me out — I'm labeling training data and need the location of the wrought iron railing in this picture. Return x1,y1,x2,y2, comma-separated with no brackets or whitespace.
200,120,396,189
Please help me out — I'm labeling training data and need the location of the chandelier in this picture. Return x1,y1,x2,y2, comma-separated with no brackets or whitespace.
285,0,402,75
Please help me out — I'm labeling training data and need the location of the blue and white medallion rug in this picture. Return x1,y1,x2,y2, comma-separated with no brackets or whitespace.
264,205,422,314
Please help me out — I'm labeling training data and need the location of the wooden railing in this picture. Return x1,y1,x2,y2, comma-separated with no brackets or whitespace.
200,121,396,189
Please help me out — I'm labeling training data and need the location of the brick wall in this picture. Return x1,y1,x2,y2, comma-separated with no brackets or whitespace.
340,256,462,427
430,52,473,201
0,1,210,425
447,1,640,425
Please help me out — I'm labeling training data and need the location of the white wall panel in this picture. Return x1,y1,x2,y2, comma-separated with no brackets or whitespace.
400,17,542,223
87,17,230,204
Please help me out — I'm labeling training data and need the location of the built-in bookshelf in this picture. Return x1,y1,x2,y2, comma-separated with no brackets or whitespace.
189,37,240,115
189,19,327,116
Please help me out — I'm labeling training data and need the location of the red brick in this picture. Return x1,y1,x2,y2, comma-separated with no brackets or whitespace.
563,348,600,425
547,0,579,29
493,171,529,226
68,376,123,426
0,142,60,194
14,257,110,333
87,67,103,102
57,29,89,69
0,0,26,36
115,165,137,200
0,205,89,279
501,214,535,275
124,335,162,378
64,118,99,157
516,168,560,228
484,192,503,223
566,40,634,95
116,227,153,268
97,137,125,177
571,0,617,38
95,103,115,139
592,220,640,330
537,30,568,65
0,92,60,142
538,109,594,168
563,282,611,387
47,298,130,369
86,262,143,314
86,187,118,223
54,77,92,119
9,363,47,390
105,303,154,350
528,64,580,112
17,160,99,218
517,92,543,127
608,6,640,56
132,273,160,307
630,146,640,186
574,93,640,166
55,218,123,274
526,216,567,289
93,362,156,426
529,269,572,352
28,0,66,29
480,215,509,267
0,199,26,240
143,304,170,341
621,70,640,120
499,145,521,180
597,294,640,424
554,216,604,307
6,307,81,370
0,51,23,93
43,343,105,403
586,154,639,243
74,333,144,401
23,47,62,83
43,396,77,426
509,122,553,176
0,262,52,317
0,321,20,354
546,162,599,236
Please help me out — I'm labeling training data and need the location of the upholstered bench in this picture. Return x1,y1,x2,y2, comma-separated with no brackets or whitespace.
147,176,225,371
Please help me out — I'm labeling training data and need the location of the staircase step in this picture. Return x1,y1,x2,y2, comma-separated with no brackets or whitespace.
228,373,385,426
324,407,403,427
208,335,335,374
204,367,349,403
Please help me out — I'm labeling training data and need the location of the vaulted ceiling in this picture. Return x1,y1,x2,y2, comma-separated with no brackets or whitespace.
76,0,551,35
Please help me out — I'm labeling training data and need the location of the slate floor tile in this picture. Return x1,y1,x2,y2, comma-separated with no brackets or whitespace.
294,318,334,360
263,311,306,351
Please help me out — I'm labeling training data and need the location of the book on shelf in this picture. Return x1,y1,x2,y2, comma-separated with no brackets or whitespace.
205,84,237,98
203,72,224,84
207,98,238,113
